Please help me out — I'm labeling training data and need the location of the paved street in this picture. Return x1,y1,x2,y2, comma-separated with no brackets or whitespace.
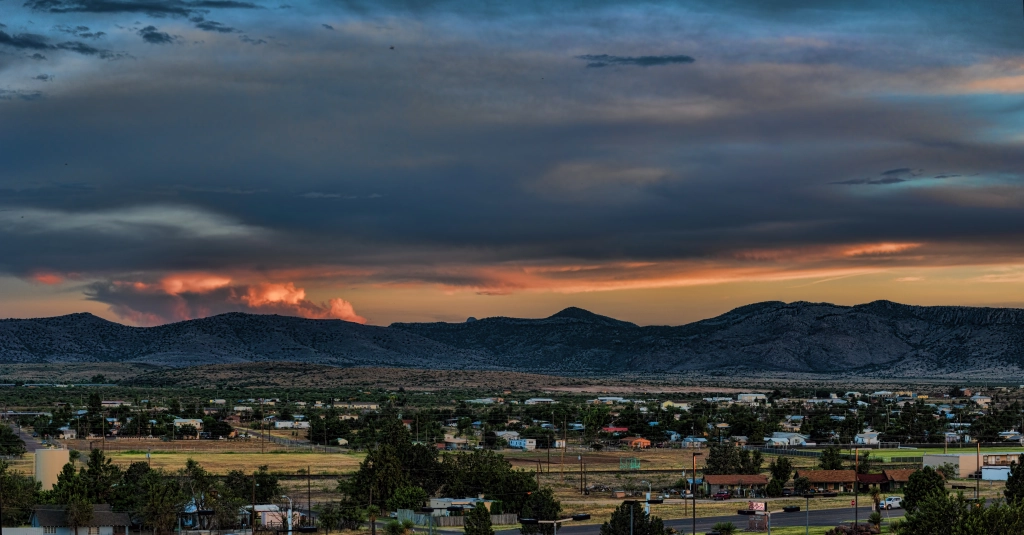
493,506,903,535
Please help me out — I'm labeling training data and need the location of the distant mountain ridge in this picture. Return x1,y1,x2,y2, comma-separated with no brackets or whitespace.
3,300,1024,377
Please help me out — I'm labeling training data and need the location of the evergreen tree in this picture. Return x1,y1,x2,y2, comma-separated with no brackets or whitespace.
0,460,40,526
598,501,666,535
519,488,561,535
768,456,793,483
903,466,946,513
1006,454,1024,504
818,447,844,470
465,502,494,535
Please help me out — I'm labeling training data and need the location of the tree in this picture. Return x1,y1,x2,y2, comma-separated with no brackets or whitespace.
765,479,783,498
819,447,844,470
768,456,793,483
520,488,561,535
383,519,414,535
793,476,811,495
0,460,40,526
0,426,26,456
892,491,983,535
140,470,185,535
82,450,122,505
316,502,343,534
1006,454,1024,504
66,495,94,535
464,503,494,535
856,451,875,474
598,501,666,535
903,467,946,513
386,486,429,512
366,505,381,535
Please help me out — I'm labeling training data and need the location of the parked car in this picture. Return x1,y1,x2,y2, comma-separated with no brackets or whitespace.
712,491,732,500
883,497,903,510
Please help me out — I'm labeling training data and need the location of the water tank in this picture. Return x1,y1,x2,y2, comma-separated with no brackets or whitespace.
35,448,70,490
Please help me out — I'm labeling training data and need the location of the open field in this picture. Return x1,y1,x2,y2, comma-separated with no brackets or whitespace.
1,362,1006,392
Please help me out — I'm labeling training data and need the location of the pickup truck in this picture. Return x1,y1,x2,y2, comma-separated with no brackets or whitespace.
883,497,903,510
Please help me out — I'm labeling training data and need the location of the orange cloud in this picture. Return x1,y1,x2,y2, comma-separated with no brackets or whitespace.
843,243,922,257
161,274,232,295
31,271,64,285
242,282,306,307
91,273,366,325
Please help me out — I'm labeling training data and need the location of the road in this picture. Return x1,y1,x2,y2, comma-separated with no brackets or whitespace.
10,423,46,452
492,505,903,535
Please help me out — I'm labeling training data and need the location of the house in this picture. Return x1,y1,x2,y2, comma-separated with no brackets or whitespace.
856,472,889,492
764,432,810,447
173,418,203,438
494,431,520,442
855,432,880,445
509,438,537,451
664,431,681,442
101,401,130,408
702,397,733,404
703,474,769,497
730,436,749,446
970,395,992,407
57,427,77,440
427,498,493,516
443,436,469,450
524,398,556,405
661,401,691,411
736,394,768,404
883,469,919,490
30,505,130,535
795,470,856,492
780,416,804,432
682,436,708,447
620,437,651,449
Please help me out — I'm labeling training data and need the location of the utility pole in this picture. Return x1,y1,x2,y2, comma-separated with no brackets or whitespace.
976,442,981,499
307,465,311,527
854,448,859,527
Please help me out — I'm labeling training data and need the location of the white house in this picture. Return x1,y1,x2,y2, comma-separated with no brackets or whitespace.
736,394,768,404
524,398,556,405
855,432,880,445
763,432,810,446
494,430,520,441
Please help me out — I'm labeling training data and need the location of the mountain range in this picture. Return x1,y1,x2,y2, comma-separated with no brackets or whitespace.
3,300,1024,378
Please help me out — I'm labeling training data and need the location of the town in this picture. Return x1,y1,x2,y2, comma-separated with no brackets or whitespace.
3,380,1024,535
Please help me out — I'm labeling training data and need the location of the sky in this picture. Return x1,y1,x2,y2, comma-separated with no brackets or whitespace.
1,0,1024,327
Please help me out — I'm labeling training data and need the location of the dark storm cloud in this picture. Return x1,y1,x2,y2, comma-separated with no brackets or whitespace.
0,31,52,50
5,0,1024,303
28,53,47,60
33,73,53,81
576,54,695,68
24,0,260,16
54,24,106,38
321,23,333,30
194,20,237,32
137,25,175,43
0,30,119,57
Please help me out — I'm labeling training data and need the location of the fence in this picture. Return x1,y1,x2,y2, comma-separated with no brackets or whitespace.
746,447,822,457
396,510,519,527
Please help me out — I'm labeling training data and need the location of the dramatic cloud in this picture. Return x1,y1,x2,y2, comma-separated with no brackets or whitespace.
194,20,237,32
575,54,696,68
0,205,263,239
33,74,54,81
85,274,366,325
54,25,106,39
3,0,1024,325
24,0,259,17
137,25,175,44
0,30,118,57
